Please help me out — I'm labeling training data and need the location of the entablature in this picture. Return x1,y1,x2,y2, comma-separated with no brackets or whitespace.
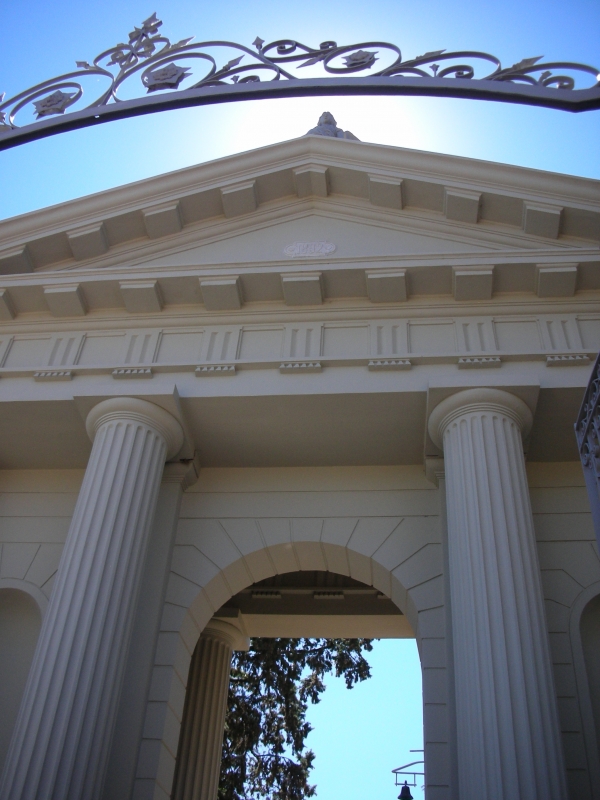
0,311,597,383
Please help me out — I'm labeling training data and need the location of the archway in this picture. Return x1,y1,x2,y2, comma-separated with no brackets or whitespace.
174,569,421,800
144,517,450,799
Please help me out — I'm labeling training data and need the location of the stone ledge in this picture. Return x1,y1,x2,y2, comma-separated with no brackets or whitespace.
546,354,590,367
112,368,153,379
458,357,502,369
368,359,411,371
279,362,322,373
33,370,73,382
195,364,236,376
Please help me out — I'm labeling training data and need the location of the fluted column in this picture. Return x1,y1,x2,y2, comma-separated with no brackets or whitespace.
173,618,250,800
428,388,567,800
0,397,183,800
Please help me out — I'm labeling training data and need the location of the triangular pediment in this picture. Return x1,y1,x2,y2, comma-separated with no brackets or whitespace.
0,135,597,280
134,209,504,269
126,196,592,277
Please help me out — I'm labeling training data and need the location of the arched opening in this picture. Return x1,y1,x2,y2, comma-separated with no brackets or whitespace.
0,588,42,773
149,510,448,800
581,593,600,757
172,570,425,800
219,571,413,638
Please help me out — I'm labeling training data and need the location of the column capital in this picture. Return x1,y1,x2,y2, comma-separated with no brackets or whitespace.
86,397,184,460
428,387,533,449
203,617,250,652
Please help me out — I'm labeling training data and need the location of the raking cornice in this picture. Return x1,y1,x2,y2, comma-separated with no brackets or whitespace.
0,137,598,277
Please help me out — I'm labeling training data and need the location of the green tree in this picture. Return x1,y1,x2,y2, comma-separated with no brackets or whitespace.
218,637,374,800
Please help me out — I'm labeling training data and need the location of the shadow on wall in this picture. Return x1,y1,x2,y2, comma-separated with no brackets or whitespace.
0,589,41,774
581,594,600,751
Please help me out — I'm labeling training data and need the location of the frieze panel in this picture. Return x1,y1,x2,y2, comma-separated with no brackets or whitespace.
540,318,583,352
3,336,51,369
200,327,241,363
77,332,126,366
156,330,204,364
493,318,541,353
0,337,14,367
0,314,595,378
322,324,369,358
408,320,456,355
47,334,85,368
456,319,496,354
578,317,600,351
370,322,408,357
239,327,284,361
122,330,161,365
283,325,322,361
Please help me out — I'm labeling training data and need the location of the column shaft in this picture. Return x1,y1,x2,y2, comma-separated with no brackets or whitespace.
173,618,248,800
1,399,182,800
173,631,234,800
430,389,567,800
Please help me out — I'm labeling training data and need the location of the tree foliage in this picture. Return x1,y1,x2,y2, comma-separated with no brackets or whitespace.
218,637,374,800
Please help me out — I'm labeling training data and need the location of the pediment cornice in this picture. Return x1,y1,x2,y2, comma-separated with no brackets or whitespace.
0,137,598,277
55,198,595,274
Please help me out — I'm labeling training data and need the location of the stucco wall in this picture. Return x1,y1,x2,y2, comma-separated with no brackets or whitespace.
0,470,82,775
0,470,83,603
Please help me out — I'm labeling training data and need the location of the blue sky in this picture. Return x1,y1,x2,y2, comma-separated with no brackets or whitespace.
0,0,599,220
306,639,424,800
0,2,598,798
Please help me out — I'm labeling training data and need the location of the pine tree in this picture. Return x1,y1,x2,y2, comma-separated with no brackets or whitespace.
218,637,374,800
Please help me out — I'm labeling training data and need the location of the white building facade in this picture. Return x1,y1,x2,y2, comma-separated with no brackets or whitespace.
0,134,598,800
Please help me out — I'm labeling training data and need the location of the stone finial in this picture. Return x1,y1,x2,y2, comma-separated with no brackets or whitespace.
306,111,359,140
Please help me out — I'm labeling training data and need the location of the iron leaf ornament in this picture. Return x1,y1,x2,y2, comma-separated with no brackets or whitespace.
1,13,599,150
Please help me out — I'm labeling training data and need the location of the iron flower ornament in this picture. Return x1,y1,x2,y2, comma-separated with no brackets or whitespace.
144,63,192,92
33,90,76,118
0,13,599,150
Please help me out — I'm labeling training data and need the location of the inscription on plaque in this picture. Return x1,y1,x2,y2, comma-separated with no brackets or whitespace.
283,242,336,258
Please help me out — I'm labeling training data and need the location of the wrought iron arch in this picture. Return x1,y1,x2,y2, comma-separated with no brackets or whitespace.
1,13,599,151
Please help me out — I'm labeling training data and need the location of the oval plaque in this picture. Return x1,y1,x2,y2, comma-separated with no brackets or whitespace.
283,242,336,258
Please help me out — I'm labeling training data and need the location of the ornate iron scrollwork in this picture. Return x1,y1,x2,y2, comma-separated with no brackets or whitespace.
576,352,600,550
1,13,599,150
